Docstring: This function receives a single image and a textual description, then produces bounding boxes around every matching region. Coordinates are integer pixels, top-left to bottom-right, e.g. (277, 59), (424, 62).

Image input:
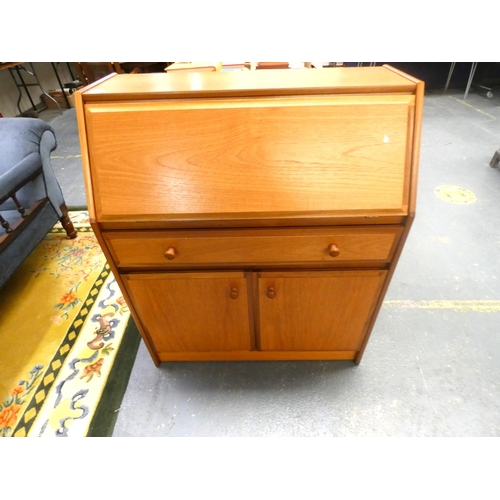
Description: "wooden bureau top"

(79, 66), (418, 101)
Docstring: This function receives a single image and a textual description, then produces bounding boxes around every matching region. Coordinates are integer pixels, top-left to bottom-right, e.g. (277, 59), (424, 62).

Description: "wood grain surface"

(257, 270), (387, 351)
(104, 226), (402, 267)
(85, 95), (413, 219)
(123, 272), (251, 353)
(79, 66), (417, 100)
(76, 66), (423, 364)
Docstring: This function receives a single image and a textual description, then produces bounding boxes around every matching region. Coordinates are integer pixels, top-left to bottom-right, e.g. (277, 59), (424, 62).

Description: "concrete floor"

(43, 87), (500, 437)
(45, 108), (87, 207)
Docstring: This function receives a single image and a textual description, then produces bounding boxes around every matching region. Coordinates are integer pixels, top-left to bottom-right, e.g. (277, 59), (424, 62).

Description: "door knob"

(266, 286), (276, 299)
(230, 287), (239, 299)
(165, 247), (177, 260)
(328, 244), (340, 257)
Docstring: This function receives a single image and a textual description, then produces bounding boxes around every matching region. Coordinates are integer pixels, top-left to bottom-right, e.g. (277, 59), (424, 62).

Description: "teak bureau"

(75, 66), (424, 366)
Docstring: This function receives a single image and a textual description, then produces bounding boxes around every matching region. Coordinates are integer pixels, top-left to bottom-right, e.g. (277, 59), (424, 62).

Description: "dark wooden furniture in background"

(75, 66), (424, 366)
(73, 63), (169, 86)
(73, 63), (117, 86)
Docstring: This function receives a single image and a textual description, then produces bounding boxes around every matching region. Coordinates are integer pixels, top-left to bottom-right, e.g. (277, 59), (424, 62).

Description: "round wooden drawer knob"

(165, 247), (177, 260)
(266, 287), (276, 299)
(328, 244), (340, 257)
(230, 287), (239, 299)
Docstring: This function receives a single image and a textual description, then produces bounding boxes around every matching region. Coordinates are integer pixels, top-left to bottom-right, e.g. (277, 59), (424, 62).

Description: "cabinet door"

(123, 272), (251, 353)
(258, 270), (387, 351)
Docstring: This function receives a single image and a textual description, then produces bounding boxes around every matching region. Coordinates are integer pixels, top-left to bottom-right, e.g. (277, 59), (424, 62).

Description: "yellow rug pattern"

(0, 212), (131, 437)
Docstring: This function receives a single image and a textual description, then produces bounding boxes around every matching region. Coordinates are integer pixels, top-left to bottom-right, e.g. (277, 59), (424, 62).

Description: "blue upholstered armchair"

(0, 117), (76, 289)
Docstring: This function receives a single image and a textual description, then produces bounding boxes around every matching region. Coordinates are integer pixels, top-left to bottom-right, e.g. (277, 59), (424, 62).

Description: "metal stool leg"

(464, 62), (478, 100)
(7, 63), (62, 115)
(29, 63), (62, 114)
(444, 62), (456, 93)
(490, 149), (500, 168)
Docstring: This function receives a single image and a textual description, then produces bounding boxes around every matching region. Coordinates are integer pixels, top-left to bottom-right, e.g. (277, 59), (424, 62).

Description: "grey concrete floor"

(45, 107), (87, 208)
(42, 88), (500, 437)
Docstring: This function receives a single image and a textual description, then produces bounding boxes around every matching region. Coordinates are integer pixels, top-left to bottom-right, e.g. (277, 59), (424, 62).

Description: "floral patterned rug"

(0, 212), (137, 437)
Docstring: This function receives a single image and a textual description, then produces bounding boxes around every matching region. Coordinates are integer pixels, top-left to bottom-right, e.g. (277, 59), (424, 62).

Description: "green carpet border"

(67, 205), (88, 212)
(86, 317), (141, 437)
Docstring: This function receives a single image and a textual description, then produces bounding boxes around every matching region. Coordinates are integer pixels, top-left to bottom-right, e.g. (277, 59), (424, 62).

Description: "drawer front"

(104, 227), (402, 267)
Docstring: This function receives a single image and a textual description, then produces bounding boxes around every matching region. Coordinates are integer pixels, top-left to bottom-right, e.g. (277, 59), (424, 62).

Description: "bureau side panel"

(74, 91), (96, 222)
(354, 80), (425, 364)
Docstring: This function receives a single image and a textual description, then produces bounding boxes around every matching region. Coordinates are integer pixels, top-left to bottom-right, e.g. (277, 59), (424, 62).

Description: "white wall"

(0, 62), (76, 117)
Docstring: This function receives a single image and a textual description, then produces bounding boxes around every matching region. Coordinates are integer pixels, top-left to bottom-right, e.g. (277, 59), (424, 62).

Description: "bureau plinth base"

(157, 350), (357, 362)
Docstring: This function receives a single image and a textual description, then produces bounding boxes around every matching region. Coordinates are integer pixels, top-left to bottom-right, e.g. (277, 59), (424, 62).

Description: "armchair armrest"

(0, 118), (56, 174)
(0, 153), (41, 203)
(0, 118), (64, 218)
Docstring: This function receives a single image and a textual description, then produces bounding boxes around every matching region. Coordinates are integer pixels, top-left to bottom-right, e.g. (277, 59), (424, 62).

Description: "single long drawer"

(104, 227), (402, 267)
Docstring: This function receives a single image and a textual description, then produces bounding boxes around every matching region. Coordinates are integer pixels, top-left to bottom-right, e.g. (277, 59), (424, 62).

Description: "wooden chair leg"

(59, 204), (77, 239)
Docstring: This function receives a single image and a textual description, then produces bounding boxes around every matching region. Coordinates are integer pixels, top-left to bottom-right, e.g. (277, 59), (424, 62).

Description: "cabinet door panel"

(258, 271), (386, 351)
(123, 272), (251, 353)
